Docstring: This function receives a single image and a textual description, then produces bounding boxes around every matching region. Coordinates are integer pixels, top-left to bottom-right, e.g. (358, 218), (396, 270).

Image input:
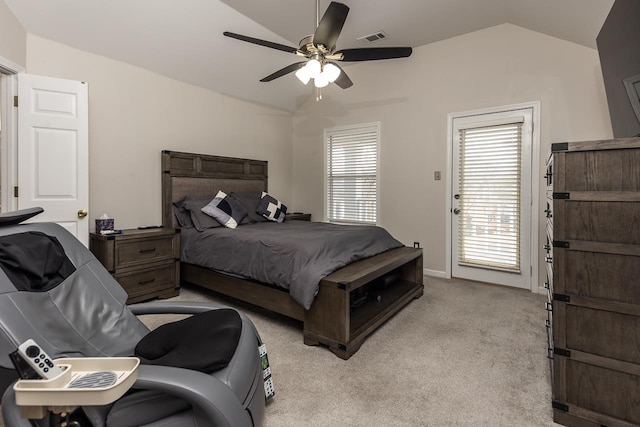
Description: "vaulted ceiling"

(4, 0), (615, 112)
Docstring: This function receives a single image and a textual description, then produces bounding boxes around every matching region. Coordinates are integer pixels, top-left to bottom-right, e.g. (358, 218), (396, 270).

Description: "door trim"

(445, 101), (540, 293)
(0, 55), (23, 213)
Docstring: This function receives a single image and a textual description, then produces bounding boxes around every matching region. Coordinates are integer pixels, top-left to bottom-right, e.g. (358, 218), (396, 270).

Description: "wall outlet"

(434, 171), (441, 181)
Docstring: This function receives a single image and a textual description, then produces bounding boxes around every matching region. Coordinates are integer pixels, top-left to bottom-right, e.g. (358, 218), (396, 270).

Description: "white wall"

(292, 24), (613, 277)
(0, 0), (26, 68)
(26, 34), (293, 230)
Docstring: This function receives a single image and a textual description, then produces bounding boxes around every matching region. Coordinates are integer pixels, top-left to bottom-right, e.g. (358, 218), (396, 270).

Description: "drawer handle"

(137, 278), (156, 285)
(545, 302), (552, 312)
(545, 319), (551, 328)
(545, 256), (553, 263)
(544, 281), (550, 289)
(139, 248), (156, 254)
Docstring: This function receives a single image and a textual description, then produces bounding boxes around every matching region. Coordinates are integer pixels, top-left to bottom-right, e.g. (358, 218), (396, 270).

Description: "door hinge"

(13, 96), (18, 107)
(13, 186), (18, 197)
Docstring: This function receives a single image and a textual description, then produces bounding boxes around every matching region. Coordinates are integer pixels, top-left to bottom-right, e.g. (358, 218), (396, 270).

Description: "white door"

(451, 107), (533, 289)
(17, 74), (89, 245)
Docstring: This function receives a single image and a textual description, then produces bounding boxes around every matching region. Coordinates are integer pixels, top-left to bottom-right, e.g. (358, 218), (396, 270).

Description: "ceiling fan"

(223, 1), (412, 92)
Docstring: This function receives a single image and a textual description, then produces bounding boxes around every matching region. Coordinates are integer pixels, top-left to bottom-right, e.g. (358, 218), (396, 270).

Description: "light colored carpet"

(1, 276), (557, 426)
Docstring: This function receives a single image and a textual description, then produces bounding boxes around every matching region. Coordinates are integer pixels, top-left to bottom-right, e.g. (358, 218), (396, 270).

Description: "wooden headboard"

(161, 150), (268, 228)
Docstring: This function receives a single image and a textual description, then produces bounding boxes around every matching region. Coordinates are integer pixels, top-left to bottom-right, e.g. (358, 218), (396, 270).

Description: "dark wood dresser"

(90, 228), (180, 303)
(546, 137), (640, 427)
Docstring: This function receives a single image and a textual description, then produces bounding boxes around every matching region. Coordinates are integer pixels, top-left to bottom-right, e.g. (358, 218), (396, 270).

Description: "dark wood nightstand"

(285, 213), (311, 221)
(89, 228), (180, 303)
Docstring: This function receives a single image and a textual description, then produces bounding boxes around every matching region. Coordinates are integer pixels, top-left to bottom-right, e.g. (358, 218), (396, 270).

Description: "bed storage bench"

(304, 246), (423, 359)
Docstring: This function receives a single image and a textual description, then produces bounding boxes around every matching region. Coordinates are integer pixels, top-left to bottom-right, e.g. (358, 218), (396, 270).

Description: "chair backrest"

(0, 222), (150, 369)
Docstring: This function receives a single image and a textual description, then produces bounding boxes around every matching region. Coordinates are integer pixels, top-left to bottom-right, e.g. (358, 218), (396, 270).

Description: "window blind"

(326, 124), (379, 224)
(458, 122), (522, 272)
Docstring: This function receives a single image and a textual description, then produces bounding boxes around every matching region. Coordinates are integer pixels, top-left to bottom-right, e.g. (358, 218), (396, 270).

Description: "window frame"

(324, 122), (381, 225)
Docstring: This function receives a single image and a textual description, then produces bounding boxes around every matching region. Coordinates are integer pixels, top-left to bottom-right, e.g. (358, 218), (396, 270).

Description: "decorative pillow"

(172, 197), (194, 229)
(230, 192), (269, 223)
(201, 191), (248, 229)
(182, 198), (222, 231)
(257, 192), (287, 223)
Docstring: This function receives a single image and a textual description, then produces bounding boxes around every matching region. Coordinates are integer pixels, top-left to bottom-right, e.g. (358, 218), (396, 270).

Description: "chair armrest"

(2, 366), (255, 427)
(134, 365), (253, 427)
(128, 300), (229, 315)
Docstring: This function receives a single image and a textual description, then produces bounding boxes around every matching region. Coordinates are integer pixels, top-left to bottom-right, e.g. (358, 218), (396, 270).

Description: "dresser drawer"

(554, 357), (640, 426)
(115, 261), (177, 301)
(555, 302), (640, 365)
(554, 249), (640, 305)
(115, 235), (176, 269)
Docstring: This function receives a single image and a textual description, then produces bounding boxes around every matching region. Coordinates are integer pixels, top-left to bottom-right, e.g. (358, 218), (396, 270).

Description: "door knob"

(453, 208), (461, 215)
(77, 209), (88, 218)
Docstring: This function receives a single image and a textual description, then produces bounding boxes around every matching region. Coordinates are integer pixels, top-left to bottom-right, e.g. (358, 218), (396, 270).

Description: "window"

(457, 119), (523, 271)
(325, 123), (379, 224)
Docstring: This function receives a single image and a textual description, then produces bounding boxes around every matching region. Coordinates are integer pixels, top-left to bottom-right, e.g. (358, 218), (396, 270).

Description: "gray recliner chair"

(0, 208), (266, 427)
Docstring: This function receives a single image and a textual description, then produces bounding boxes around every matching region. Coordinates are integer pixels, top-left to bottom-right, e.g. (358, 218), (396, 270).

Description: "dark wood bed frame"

(162, 150), (424, 359)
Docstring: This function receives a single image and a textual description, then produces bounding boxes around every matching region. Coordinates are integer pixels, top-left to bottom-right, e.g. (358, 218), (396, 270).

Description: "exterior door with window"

(451, 108), (533, 289)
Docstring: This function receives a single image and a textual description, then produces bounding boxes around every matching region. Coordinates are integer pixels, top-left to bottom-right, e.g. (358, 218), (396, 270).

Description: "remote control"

(17, 339), (63, 380)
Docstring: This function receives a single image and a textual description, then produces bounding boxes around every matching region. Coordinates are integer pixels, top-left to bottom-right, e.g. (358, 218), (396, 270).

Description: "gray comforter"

(180, 221), (403, 309)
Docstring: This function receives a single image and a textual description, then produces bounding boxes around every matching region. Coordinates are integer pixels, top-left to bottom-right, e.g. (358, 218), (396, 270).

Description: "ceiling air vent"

(357, 31), (388, 45)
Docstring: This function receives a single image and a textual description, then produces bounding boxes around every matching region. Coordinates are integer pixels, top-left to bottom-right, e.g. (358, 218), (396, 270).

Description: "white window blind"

(326, 123), (379, 224)
(458, 121), (522, 272)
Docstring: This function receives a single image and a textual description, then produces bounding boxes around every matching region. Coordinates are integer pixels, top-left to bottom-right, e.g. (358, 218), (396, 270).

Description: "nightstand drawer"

(116, 236), (175, 269)
(90, 228), (180, 303)
(115, 262), (177, 301)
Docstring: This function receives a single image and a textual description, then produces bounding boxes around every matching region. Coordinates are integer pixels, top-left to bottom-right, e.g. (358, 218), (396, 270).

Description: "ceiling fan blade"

(223, 31), (298, 54)
(337, 47), (413, 62)
(260, 62), (307, 82)
(313, 2), (349, 51)
(329, 62), (353, 89)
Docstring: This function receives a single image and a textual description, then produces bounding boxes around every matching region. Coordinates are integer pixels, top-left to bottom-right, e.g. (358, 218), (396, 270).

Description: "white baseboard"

(423, 269), (446, 278)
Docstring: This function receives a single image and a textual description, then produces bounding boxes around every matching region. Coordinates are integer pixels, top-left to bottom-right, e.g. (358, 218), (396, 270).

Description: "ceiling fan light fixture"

(295, 67), (311, 85)
(323, 63), (341, 83)
(314, 73), (329, 88)
(305, 59), (322, 79)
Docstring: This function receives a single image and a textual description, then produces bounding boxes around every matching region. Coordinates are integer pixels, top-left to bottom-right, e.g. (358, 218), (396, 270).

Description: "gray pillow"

(230, 192), (269, 223)
(172, 197), (194, 229)
(182, 198), (223, 231)
(201, 191), (248, 229)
